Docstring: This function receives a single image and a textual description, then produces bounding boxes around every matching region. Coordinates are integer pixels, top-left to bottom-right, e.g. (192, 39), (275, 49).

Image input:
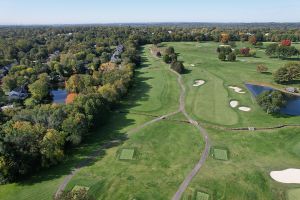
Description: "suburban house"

(8, 86), (28, 100)
(285, 87), (298, 93)
(111, 44), (124, 63)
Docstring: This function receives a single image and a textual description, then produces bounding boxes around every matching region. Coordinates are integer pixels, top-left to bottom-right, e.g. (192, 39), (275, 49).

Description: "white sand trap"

(229, 86), (246, 94)
(238, 107), (251, 112)
(191, 64), (195, 67)
(270, 169), (300, 184)
(230, 100), (239, 108)
(193, 80), (205, 87)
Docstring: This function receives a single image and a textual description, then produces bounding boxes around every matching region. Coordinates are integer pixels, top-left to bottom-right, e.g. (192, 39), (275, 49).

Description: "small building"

(285, 87), (297, 93)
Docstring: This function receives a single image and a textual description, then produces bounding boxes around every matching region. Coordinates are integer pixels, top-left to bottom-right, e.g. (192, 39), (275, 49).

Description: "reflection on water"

(245, 83), (300, 116)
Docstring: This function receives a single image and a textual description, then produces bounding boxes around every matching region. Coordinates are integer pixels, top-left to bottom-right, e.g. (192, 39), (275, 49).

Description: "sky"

(0, 0), (299, 25)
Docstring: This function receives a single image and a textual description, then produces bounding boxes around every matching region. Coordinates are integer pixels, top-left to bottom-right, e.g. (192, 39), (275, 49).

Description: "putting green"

(119, 149), (135, 160)
(288, 188), (300, 200)
(196, 191), (210, 200)
(213, 148), (229, 161)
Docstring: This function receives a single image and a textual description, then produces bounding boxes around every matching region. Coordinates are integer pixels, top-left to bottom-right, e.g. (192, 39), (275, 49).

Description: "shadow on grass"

(16, 46), (153, 188)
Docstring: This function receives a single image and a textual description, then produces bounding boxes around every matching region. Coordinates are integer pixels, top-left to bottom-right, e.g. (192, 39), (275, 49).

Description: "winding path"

(170, 69), (211, 200)
(55, 50), (211, 199)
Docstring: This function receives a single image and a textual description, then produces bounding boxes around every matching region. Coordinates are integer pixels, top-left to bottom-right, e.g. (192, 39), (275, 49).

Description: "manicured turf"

(163, 41), (300, 127)
(196, 191), (210, 200)
(183, 127), (300, 200)
(119, 149), (135, 160)
(287, 188), (300, 200)
(65, 120), (204, 199)
(213, 148), (228, 161)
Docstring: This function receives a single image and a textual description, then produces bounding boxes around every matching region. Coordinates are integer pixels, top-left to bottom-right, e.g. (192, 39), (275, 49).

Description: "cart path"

(170, 69), (211, 200)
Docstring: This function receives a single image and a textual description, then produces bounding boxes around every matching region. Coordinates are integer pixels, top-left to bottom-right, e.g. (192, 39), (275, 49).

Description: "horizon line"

(1, 21), (300, 26)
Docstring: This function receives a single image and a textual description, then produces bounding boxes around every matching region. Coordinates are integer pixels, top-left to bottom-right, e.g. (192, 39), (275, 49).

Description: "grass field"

(164, 42), (300, 127)
(183, 127), (300, 200)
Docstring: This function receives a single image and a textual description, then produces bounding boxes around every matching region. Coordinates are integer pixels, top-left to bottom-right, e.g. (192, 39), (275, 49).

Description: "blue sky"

(0, 0), (299, 24)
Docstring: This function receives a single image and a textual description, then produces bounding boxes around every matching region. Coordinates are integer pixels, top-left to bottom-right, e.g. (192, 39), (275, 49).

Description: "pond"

(245, 83), (300, 116)
(51, 89), (67, 104)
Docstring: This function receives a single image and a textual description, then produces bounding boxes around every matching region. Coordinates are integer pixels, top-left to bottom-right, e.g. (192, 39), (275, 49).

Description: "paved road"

(170, 69), (211, 200)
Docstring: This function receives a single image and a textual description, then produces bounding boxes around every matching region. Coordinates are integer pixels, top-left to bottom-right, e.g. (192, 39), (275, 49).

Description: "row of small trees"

(162, 46), (185, 74)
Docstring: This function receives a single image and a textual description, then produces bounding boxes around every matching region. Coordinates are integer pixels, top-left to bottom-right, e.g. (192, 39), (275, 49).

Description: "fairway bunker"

(193, 80), (205, 87)
(229, 86), (246, 94)
(212, 148), (229, 161)
(119, 148), (135, 160)
(190, 64), (195, 67)
(230, 100), (239, 108)
(196, 191), (210, 200)
(270, 169), (300, 184)
(238, 107), (251, 112)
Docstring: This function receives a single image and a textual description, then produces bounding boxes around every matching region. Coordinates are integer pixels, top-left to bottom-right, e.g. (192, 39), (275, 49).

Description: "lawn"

(183, 127), (300, 200)
(164, 41), (300, 127)
(65, 120), (203, 199)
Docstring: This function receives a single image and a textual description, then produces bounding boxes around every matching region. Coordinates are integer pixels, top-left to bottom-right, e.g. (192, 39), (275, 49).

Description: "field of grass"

(164, 42), (300, 127)
(182, 127), (300, 200)
(65, 120), (203, 199)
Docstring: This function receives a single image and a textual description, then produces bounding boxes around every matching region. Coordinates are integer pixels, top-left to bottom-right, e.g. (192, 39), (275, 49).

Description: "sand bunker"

(190, 64), (195, 67)
(230, 100), (239, 108)
(270, 169), (300, 184)
(238, 107), (251, 112)
(193, 80), (205, 87)
(229, 86), (246, 94)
